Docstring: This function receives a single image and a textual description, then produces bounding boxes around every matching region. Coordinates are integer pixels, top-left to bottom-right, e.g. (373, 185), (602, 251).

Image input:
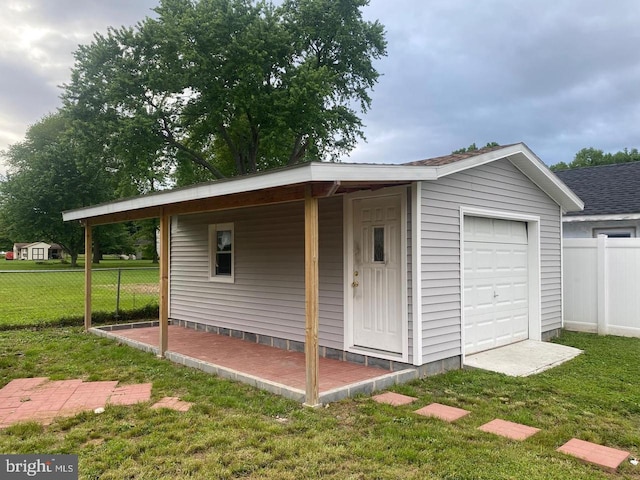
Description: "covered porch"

(92, 322), (417, 404)
(63, 163), (424, 406)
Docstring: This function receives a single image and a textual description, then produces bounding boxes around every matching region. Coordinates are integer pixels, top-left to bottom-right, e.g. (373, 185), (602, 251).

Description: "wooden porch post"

(304, 187), (320, 406)
(159, 210), (169, 357)
(84, 222), (92, 332)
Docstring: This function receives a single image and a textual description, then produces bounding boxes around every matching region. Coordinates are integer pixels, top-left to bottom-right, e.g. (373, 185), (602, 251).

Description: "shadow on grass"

(0, 304), (159, 331)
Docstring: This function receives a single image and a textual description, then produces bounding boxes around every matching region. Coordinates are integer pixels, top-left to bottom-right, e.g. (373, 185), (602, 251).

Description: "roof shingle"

(403, 144), (516, 166)
(555, 162), (640, 216)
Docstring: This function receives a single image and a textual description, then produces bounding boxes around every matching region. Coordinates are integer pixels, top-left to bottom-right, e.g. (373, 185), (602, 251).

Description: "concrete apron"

(463, 340), (582, 377)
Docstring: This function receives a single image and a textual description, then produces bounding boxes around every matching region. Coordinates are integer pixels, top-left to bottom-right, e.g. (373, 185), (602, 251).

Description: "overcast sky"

(1, 0), (639, 175)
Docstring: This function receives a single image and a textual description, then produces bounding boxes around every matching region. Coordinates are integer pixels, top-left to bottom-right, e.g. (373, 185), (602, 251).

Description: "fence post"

(115, 268), (122, 319)
(596, 234), (608, 335)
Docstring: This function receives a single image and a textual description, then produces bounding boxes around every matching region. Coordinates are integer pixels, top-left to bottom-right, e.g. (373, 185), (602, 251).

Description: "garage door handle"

(493, 292), (499, 298)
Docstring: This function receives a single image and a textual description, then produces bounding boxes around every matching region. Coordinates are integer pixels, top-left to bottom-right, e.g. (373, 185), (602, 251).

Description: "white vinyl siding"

(170, 197), (344, 349)
(420, 159), (562, 364)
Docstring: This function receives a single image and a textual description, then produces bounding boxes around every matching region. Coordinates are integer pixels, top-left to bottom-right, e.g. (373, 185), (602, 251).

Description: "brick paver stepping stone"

(151, 397), (193, 412)
(478, 419), (540, 440)
(0, 378), (153, 428)
(414, 403), (470, 422)
(557, 438), (630, 472)
(372, 392), (417, 406)
(108, 383), (153, 406)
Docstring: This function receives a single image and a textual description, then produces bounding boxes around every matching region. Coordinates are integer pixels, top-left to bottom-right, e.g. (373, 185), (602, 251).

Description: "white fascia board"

(434, 142), (584, 213)
(63, 162), (438, 222)
(309, 162), (438, 182)
(63, 165), (311, 221)
(507, 148), (584, 213)
(563, 213), (640, 222)
(434, 143), (527, 178)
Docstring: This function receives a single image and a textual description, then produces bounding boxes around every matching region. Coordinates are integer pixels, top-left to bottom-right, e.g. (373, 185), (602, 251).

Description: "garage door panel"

(495, 281), (527, 303)
(464, 216), (529, 355)
(465, 217), (527, 244)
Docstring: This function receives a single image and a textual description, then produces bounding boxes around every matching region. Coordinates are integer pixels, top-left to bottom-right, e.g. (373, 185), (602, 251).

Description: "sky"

(1, 0), (639, 175)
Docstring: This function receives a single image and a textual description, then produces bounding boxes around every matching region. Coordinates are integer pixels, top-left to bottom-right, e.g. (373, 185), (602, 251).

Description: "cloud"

(1, 0), (640, 176)
(347, 0), (640, 164)
(0, 0), (158, 173)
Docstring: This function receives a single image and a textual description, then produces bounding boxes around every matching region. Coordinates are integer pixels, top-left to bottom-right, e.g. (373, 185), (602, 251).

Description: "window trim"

(208, 223), (235, 283)
(592, 227), (636, 238)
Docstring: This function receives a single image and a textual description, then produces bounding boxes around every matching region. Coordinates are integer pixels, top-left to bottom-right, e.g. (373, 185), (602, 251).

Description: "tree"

(452, 141), (499, 154)
(0, 113), (117, 266)
(551, 147), (640, 171)
(63, 0), (387, 183)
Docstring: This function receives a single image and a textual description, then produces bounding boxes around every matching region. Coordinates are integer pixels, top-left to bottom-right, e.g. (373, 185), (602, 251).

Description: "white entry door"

(351, 194), (403, 353)
(464, 216), (529, 355)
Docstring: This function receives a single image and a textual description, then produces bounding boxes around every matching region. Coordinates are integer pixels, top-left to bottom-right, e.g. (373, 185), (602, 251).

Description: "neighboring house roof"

(14, 242), (56, 248)
(555, 162), (640, 220)
(13, 242), (61, 250)
(63, 142), (583, 225)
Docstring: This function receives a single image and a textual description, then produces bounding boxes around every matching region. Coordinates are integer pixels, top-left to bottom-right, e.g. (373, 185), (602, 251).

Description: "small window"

(593, 227), (635, 238)
(209, 223), (234, 282)
(373, 227), (385, 262)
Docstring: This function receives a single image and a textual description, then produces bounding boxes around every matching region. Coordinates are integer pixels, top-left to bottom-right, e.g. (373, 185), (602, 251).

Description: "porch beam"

(159, 209), (170, 357)
(84, 222), (92, 331)
(304, 187), (320, 407)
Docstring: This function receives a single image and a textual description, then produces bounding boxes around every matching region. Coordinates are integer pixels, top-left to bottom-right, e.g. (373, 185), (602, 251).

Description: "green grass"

(0, 329), (638, 479)
(0, 257), (157, 270)
(0, 267), (158, 327)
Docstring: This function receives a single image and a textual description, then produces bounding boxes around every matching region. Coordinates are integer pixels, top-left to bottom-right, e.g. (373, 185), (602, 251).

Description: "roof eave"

(434, 142), (584, 212)
(62, 162), (438, 223)
(563, 213), (640, 222)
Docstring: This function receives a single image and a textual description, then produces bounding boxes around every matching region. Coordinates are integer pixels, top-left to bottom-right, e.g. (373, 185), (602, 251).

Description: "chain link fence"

(0, 268), (159, 328)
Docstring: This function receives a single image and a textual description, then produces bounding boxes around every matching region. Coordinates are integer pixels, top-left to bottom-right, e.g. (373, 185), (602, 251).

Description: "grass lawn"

(0, 257), (156, 270)
(0, 329), (637, 479)
(0, 264), (158, 327)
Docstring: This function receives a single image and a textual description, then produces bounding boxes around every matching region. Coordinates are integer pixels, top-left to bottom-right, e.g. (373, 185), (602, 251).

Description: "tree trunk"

(92, 237), (101, 264)
(70, 252), (79, 268)
(152, 226), (159, 264)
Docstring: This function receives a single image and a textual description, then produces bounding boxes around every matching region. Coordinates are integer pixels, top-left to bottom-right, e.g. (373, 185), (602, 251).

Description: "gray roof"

(555, 162), (640, 216)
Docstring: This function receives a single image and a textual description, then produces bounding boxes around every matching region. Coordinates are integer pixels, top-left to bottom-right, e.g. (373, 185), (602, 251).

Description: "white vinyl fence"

(563, 236), (640, 337)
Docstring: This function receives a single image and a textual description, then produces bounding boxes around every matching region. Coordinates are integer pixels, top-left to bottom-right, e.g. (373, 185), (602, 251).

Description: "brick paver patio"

(0, 378), (152, 428)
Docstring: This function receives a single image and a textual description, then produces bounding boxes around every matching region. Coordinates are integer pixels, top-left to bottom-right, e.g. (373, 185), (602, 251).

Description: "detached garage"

(63, 143), (583, 404)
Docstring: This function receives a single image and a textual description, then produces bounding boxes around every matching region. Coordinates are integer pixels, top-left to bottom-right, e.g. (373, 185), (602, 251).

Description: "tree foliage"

(550, 147), (640, 171)
(452, 141), (499, 154)
(0, 113), (125, 266)
(63, 0), (387, 183)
